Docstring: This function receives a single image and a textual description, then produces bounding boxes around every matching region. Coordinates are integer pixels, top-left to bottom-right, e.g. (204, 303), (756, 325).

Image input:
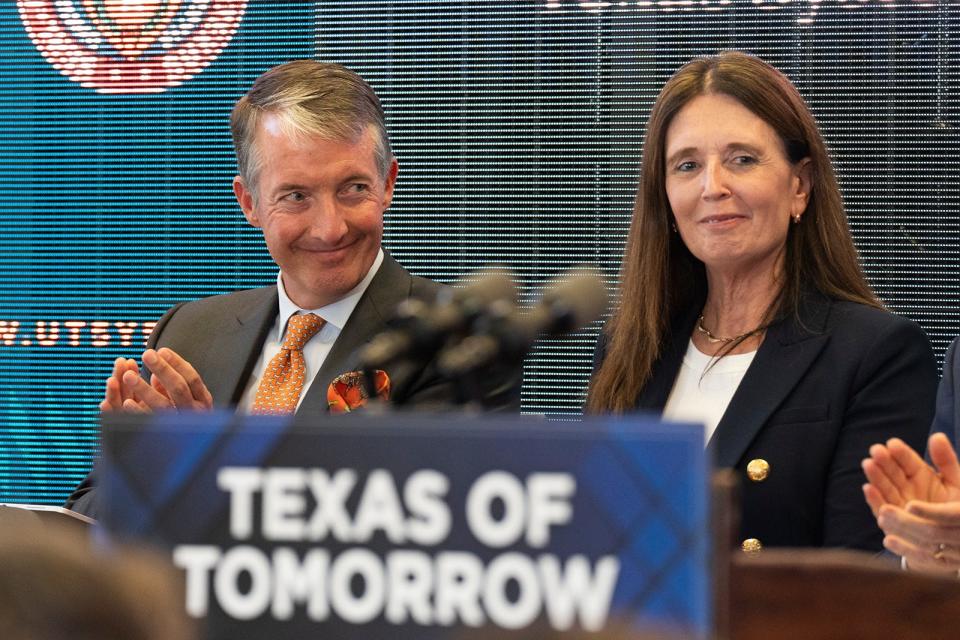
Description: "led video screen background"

(0, 1), (957, 504)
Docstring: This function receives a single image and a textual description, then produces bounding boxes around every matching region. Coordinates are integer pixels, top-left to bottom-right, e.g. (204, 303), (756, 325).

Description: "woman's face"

(664, 93), (810, 276)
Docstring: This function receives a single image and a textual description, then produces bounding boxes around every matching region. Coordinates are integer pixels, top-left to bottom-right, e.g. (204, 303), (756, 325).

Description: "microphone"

(437, 265), (609, 376)
(359, 267), (518, 370)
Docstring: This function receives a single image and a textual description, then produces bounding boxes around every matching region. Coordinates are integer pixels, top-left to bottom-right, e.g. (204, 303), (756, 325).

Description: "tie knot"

(282, 313), (325, 350)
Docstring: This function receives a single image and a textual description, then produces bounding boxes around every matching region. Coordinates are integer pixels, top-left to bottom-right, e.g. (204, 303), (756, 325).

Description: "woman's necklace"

(696, 315), (766, 345)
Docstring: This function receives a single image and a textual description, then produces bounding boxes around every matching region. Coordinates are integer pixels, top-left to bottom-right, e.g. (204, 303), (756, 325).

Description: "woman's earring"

(792, 214), (802, 224)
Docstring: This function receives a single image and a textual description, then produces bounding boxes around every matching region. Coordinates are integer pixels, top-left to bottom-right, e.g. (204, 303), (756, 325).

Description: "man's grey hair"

(231, 60), (393, 195)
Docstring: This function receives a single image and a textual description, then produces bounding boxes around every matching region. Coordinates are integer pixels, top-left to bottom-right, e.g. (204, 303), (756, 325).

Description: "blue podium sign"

(99, 411), (709, 638)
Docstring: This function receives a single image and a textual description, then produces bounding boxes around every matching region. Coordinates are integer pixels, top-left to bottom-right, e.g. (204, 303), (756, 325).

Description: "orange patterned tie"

(251, 313), (326, 415)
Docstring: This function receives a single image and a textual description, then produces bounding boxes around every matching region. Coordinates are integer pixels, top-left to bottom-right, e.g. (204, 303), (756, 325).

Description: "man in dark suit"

(930, 337), (960, 444)
(863, 336), (960, 574)
(66, 60), (519, 516)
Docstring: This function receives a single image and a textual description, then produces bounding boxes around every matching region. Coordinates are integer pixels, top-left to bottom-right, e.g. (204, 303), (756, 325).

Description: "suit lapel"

(297, 253), (412, 415)
(207, 287), (278, 406)
(707, 294), (832, 467)
(637, 306), (700, 410)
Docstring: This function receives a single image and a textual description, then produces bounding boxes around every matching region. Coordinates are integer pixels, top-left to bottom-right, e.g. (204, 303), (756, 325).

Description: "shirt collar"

(275, 248), (384, 340)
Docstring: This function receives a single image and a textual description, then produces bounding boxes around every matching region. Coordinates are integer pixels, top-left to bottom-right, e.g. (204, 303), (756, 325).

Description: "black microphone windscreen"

(540, 265), (609, 333)
(438, 266), (518, 314)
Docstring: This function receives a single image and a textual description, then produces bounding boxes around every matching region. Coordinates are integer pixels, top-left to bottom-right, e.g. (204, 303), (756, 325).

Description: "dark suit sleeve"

(579, 331), (609, 412)
(822, 317), (938, 548)
(63, 303), (187, 517)
(393, 356), (522, 412)
(142, 302), (187, 350)
(384, 272), (522, 413)
(590, 331), (608, 375)
(63, 472), (99, 518)
(929, 336), (959, 445)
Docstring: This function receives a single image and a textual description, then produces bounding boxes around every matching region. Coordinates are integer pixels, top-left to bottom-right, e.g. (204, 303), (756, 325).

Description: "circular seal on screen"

(18, 0), (248, 94)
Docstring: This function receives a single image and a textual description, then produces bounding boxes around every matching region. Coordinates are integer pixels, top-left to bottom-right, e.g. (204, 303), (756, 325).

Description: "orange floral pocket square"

(327, 370), (390, 413)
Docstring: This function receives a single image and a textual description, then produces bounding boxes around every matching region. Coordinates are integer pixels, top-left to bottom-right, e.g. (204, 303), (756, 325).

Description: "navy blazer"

(930, 336), (960, 446)
(596, 291), (938, 551)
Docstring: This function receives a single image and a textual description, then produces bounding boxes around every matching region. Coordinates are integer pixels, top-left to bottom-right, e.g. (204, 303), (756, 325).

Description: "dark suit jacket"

(66, 253), (521, 517)
(930, 336), (960, 446)
(596, 291), (938, 551)
(135, 252), (466, 411)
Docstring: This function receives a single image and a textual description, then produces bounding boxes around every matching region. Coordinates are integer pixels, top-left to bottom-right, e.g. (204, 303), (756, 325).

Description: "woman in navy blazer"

(588, 52), (937, 552)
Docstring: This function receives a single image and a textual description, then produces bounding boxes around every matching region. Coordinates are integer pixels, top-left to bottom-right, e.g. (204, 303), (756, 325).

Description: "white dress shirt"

(662, 338), (757, 445)
(238, 249), (384, 413)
